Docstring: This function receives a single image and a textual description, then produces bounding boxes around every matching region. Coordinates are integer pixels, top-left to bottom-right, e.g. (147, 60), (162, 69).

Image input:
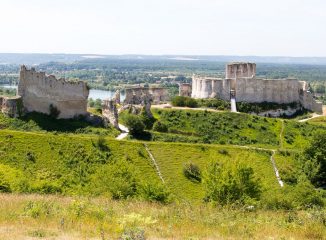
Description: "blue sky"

(0, 0), (325, 56)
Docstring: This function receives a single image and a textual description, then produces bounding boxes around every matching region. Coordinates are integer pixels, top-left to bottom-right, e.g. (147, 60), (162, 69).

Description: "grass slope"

(151, 109), (326, 150)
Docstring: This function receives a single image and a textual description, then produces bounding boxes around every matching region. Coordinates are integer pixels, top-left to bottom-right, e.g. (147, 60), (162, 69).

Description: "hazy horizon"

(1, 0), (326, 57)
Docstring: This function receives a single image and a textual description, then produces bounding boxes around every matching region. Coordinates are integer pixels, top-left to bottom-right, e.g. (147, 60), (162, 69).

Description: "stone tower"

(225, 62), (256, 79)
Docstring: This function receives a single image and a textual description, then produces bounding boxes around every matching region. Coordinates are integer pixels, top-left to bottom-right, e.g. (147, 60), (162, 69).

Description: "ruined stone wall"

(191, 76), (225, 99)
(190, 62), (322, 113)
(0, 96), (23, 118)
(179, 83), (192, 97)
(235, 78), (301, 104)
(226, 62), (256, 79)
(18, 66), (89, 119)
(102, 99), (119, 129)
(124, 87), (169, 105)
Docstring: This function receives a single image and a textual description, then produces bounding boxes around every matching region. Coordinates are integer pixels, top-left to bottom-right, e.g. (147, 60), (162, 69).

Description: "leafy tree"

(92, 159), (138, 199)
(49, 104), (60, 119)
(124, 114), (145, 135)
(138, 181), (171, 203)
(302, 132), (326, 187)
(203, 161), (261, 205)
(152, 121), (168, 132)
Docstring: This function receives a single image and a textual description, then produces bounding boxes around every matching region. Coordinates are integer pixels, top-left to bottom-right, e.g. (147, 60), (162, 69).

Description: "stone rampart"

(124, 87), (169, 105)
(190, 62), (323, 113)
(18, 65), (89, 119)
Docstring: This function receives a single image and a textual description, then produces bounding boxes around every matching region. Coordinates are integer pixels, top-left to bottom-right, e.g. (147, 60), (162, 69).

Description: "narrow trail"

(116, 124), (129, 140)
(144, 144), (165, 183)
(270, 150), (284, 187)
(236, 145), (284, 187)
(298, 113), (323, 122)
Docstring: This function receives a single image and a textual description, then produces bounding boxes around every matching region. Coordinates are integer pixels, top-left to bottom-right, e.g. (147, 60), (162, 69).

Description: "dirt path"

(151, 104), (224, 113)
(236, 145), (284, 187)
(270, 150), (284, 187)
(298, 113), (323, 122)
(116, 124), (129, 140)
(144, 144), (165, 183)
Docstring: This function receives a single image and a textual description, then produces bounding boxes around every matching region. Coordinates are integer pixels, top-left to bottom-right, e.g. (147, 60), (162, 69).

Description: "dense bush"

(138, 181), (171, 203)
(49, 104), (60, 119)
(263, 182), (324, 210)
(152, 121), (168, 132)
(124, 114), (145, 135)
(301, 132), (326, 187)
(196, 98), (230, 110)
(237, 101), (299, 114)
(183, 162), (202, 182)
(92, 159), (138, 199)
(203, 161), (261, 205)
(140, 107), (156, 130)
(171, 96), (197, 108)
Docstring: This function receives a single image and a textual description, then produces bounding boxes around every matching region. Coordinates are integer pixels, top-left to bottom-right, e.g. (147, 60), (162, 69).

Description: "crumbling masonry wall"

(102, 99), (119, 129)
(190, 62), (323, 113)
(18, 66), (89, 119)
(179, 83), (192, 97)
(124, 87), (169, 105)
(0, 96), (23, 118)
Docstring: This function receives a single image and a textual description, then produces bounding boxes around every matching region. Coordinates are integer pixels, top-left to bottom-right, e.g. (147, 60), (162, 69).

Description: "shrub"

(138, 181), (171, 203)
(183, 162), (202, 182)
(96, 135), (109, 151)
(171, 96), (197, 108)
(203, 161), (261, 205)
(218, 149), (229, 155)
(49, 104), (60, 119)
(140, 107), (156, 130)
(124, 114), (145, 136)
(152, 121), (168, 133)
(302, 132), (326, 187)
(92, 159), (138, 199)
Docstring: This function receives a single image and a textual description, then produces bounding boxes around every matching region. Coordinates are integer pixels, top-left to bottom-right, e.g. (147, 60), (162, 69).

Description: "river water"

(0, 85), (125, 101)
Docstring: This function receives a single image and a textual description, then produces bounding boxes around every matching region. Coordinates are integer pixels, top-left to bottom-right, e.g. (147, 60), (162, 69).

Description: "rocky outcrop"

(18, 65), (89, 119)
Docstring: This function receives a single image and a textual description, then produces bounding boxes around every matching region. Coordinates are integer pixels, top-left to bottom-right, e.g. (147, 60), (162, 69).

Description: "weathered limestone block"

(179, 83), (192, 97)
(0, 96), (23, 118)
(18, 65), (89, 119)
(102, 99), (119, 129)
(226, 62), (256, 79)
(113, 90), (121, 104)
(190, 62), (322, 113)
(124, 87), (169, 105)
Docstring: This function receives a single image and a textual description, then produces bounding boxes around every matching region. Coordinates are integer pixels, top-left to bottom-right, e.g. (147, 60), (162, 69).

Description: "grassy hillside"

(150, 109), (326, 149)
(0, 129), (159, 196)
(0, 111), (325, 239)
(0, 129), (280, 201)
(0, 112), (120, 136)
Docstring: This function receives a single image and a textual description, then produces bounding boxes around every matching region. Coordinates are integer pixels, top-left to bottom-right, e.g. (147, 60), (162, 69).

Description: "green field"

(1, 111), (326, 239)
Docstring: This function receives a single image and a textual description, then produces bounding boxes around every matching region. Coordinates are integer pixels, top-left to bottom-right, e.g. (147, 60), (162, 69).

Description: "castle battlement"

(18, 65), (89, 118)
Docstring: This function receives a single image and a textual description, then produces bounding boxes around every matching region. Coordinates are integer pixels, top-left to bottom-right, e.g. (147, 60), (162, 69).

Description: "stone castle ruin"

(0, 96), (23, 118)
(18, 65), (89, 118)
(124, 87), (169, 105)
(190, 62), (323, 113)
(179, 83), (192, 97)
